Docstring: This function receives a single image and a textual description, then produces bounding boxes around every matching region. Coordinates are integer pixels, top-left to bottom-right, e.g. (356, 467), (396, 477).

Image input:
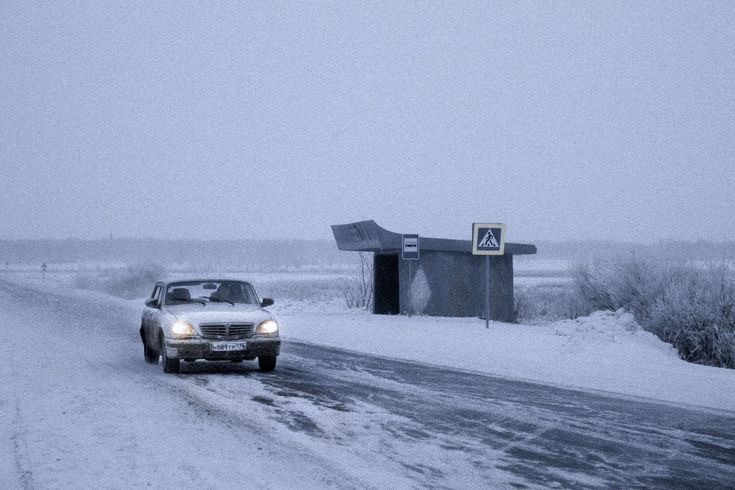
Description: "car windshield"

(164, 280), (259, 306)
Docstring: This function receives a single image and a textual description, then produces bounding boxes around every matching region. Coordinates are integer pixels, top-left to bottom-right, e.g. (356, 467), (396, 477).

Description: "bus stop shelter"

(331, 220), (536, 322)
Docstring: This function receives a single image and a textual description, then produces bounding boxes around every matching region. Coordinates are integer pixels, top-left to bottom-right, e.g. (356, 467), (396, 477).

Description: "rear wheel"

(143, 343), (159, 364)
(160, 335), (180, 374)
(258, 355), (277, 372)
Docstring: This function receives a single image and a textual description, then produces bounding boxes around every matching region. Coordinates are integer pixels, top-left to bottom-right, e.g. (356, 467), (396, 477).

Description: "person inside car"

(211, 282), (245, 303)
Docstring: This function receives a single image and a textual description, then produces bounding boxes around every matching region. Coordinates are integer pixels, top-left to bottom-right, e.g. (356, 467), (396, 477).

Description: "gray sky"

(2, 1), (733, 243)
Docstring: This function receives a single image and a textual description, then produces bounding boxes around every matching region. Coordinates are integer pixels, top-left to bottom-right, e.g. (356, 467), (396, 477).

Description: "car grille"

(199, 323), (255, 339)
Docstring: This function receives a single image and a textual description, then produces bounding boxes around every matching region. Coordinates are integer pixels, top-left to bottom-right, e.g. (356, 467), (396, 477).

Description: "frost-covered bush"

(514, 284), (591, 323)
(571, 254), (667, 317)
(572, 255), (735, 368)
(74, 263), (165, 299)
(342, 252), (373, 310)
(647, 263), (735, 367)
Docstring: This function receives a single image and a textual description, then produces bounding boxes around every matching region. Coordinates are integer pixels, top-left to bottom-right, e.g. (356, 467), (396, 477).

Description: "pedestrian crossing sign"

(472, 223), (506, 255)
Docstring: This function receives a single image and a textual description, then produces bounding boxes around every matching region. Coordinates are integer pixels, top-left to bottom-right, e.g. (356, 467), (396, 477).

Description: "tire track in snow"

(11, 400), (35, 490)
(131, 364), (371, 489)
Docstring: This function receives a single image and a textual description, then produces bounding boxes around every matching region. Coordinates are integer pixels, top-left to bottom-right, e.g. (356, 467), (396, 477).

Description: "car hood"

(167, 305), (273, 326)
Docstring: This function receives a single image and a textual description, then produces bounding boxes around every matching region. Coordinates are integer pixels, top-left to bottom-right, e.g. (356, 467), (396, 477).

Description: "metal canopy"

(331, 220), (536, 255)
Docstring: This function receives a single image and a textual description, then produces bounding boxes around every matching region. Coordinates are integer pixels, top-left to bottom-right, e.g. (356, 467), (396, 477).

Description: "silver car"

(139, 279), (280, 373)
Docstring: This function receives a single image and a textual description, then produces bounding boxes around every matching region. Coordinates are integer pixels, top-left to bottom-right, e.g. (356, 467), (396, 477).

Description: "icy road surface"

(1, 280), (735, 489)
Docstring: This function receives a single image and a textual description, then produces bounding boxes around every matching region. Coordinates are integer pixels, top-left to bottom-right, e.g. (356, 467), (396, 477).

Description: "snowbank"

(280, 308), (735, 413)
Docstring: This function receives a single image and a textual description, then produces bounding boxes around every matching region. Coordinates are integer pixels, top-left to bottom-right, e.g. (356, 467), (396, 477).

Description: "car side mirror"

(145, 298), (159, 308)
(261, 298), (274, 307)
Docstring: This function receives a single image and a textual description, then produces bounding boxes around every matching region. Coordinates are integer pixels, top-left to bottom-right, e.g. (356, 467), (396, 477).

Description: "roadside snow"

(280, 308), (735, 413)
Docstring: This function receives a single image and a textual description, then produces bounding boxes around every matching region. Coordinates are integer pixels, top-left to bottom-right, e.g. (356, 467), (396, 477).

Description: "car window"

(166, 286), (192, 305)
(164, 281), (258, 306)
(210, 281), (255, 304)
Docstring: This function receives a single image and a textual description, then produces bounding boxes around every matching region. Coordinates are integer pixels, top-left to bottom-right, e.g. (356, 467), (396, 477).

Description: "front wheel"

(258, 355), (277, 372)
(160, 335), (180, 374)
(141, 325), (159, 364)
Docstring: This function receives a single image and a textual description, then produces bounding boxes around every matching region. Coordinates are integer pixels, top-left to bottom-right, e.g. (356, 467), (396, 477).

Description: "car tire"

(141, 325), (157, 363)
(160, 334), (180, 374)
(258, 355), (277, 372)
(144, 342), (159, 364)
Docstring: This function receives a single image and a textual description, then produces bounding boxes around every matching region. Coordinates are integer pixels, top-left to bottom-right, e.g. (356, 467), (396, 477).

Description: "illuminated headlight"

(171, 321), (195, 336)
(256, 320), (278, 335)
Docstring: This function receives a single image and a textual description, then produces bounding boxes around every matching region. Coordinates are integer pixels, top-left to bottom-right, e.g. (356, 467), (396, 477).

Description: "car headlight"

(171, 321), (195, 337)
(256, 320), (278, 335)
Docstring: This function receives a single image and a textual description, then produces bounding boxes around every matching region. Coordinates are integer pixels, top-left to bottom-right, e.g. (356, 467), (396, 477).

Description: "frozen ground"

(2, 270), (735, 488)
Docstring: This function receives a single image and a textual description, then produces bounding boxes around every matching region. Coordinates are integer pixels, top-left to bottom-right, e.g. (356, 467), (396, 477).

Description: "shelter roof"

(331, 220), (536, 255)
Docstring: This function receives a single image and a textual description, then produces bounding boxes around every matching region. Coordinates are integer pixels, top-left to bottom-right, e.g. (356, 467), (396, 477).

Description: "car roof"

(165, 278), (251, 283)
(163, 279), (253, 286)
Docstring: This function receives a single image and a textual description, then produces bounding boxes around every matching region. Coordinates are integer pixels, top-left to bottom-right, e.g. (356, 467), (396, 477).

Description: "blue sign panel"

(402, 234), (420, 260)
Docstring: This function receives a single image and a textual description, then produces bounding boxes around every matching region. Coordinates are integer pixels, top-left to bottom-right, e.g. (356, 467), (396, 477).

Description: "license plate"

(210, 342), (247, 352)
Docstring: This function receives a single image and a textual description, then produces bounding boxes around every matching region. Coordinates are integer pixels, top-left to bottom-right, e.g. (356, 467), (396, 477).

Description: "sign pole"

(485, 255), (490, 329)
(402, 234), (419, 317)
(407, 260), (412, 318)
(472, 223), (505, 328)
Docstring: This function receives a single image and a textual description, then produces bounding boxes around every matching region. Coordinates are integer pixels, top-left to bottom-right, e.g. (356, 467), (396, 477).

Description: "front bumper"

(165, 337), (280, 361)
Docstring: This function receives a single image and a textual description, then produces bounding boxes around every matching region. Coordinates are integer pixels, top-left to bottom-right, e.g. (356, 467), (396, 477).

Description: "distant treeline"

(0, 238), (733, 268)
(0, 238), (345, 269)
(534, 240), (735, 262)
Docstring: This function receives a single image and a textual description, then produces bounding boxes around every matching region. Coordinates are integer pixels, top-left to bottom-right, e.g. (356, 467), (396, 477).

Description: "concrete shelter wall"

(396, 250), (515, 321)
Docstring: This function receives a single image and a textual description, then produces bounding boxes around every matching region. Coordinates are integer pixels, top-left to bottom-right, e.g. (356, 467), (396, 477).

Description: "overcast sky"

(1, 1), (733, 243)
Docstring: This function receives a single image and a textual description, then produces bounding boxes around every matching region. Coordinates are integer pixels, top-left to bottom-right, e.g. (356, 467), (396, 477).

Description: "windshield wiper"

(172, 298), (206, 306)
(208, 297), (234, 306)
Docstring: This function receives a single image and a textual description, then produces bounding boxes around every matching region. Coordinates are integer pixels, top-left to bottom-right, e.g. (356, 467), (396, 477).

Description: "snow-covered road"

(0, 281), (362, 489)
(2, 280), (735, 488)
